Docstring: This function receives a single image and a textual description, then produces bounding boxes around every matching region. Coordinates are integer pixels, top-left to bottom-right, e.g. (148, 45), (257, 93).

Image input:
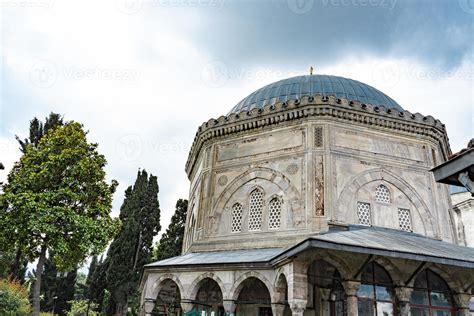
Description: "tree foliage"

(16, 112), (64, 153)
(0, 278), (31, 315)
(105, 170), (161, 315)
(0, 122), (120, 315)
(3, 112), (65, 283)
(153, 199), (188, 261)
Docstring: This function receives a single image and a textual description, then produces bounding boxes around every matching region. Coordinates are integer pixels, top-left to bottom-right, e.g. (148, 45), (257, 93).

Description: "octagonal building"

(140, 75), (474, 316)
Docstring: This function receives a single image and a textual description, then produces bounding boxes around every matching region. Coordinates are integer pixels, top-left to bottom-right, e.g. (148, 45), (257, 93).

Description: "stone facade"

(140, 82), (474, 315)
(452, 191), (474, 247)
(183, 95), (453, 253)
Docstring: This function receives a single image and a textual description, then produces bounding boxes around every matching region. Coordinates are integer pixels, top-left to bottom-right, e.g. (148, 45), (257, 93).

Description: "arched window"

(231, 203), (243, 233)
(357, 262), (394, 315)
(248, 189), (264, 231)
(268, 198), (282, 230)
(410, 269), (455, 315)
(375, 184), (390, 203)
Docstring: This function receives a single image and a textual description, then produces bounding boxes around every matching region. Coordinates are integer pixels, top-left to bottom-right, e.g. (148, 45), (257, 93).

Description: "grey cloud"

(185, 0), (472, 71)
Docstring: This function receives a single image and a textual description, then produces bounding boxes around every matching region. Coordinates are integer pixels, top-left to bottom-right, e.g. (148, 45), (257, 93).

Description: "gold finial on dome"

(310, 66), (314, 75)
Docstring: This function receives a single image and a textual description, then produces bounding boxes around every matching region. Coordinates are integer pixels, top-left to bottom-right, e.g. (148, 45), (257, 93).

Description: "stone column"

(142, 299), (155, 316)
(271, 303), (286, 316)
(453, 293), (472, 316)
(343, 281), (360, 316)
(290, 299), (307, 316)
(394, 287), (413, 316)
(181, 299), (194, 314)
(223, 300), (236, 315)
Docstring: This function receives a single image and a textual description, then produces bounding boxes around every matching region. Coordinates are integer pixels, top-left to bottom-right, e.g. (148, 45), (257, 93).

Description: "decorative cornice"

(186, 95), (451, 177)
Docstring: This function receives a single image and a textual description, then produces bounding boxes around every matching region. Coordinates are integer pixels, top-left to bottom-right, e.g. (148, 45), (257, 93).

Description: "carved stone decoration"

(315, 155), (324, 216)
(286, 163), (299, 175)
(217, 175), (228, 186)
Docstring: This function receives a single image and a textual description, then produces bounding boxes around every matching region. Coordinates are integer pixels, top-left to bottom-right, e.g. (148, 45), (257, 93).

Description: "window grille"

(248, 189), (264, 231)
(231, 203), (243, 233)
(357, 202), (371, 226)
(398, 208), (412, 232)
(268, 198), (282, 229)
(375, 184), (390, 203)
(315, 126), (323, 147)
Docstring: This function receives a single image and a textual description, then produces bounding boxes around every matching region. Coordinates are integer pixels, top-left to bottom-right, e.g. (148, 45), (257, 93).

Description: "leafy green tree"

(105, 170), (161, 315)
(6, 112), (65, 282)
(0, 122), (120, 316)
(153, 199), (188, 261)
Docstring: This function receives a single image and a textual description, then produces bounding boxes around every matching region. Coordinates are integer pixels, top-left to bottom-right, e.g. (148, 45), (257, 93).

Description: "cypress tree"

(105, 170), (161, 315)
(85, 255), (98, 294)
(154, 199), (188, 261)
(88, 256), (108, 312)
(34, 251), (77, 315)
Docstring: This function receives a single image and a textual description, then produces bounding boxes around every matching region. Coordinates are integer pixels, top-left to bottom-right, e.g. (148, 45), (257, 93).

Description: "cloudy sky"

(1, 0), (473, 238)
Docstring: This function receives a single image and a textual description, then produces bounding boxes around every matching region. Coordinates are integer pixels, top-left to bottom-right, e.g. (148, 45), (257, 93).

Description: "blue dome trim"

(230, 75), (403, 113)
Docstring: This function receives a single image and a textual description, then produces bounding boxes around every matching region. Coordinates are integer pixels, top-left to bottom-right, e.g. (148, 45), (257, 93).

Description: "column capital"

(453, 293), (472, 309)
(394, 286), (413, 302)
(342, 280), (361, 297)
(180, 300), (194, 313)
(222, 299), (236, 314)
(271, 303), (286, 316)
(290, 299), (307, 316)
(142, 299), (155, 316)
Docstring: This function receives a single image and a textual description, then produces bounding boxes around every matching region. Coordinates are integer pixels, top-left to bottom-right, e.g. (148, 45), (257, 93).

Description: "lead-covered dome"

(230, 75), (403, 113)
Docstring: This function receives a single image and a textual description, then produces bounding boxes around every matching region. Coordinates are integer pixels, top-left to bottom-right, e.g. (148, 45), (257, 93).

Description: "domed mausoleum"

(140, 75), (474, 316)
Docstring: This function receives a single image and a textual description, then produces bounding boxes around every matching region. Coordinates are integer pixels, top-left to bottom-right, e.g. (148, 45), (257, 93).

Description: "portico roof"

(145, 226), (474, 270)
(275, 226), (474, 268)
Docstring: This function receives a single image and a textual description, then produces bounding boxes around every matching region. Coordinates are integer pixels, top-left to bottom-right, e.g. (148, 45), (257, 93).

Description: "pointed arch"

(148, 273), (185, 301)
(208, 167), (304, 235)
(186, 272), (227, 300)
(335, 168), (435, 235)
(229, 271), (274, 302)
